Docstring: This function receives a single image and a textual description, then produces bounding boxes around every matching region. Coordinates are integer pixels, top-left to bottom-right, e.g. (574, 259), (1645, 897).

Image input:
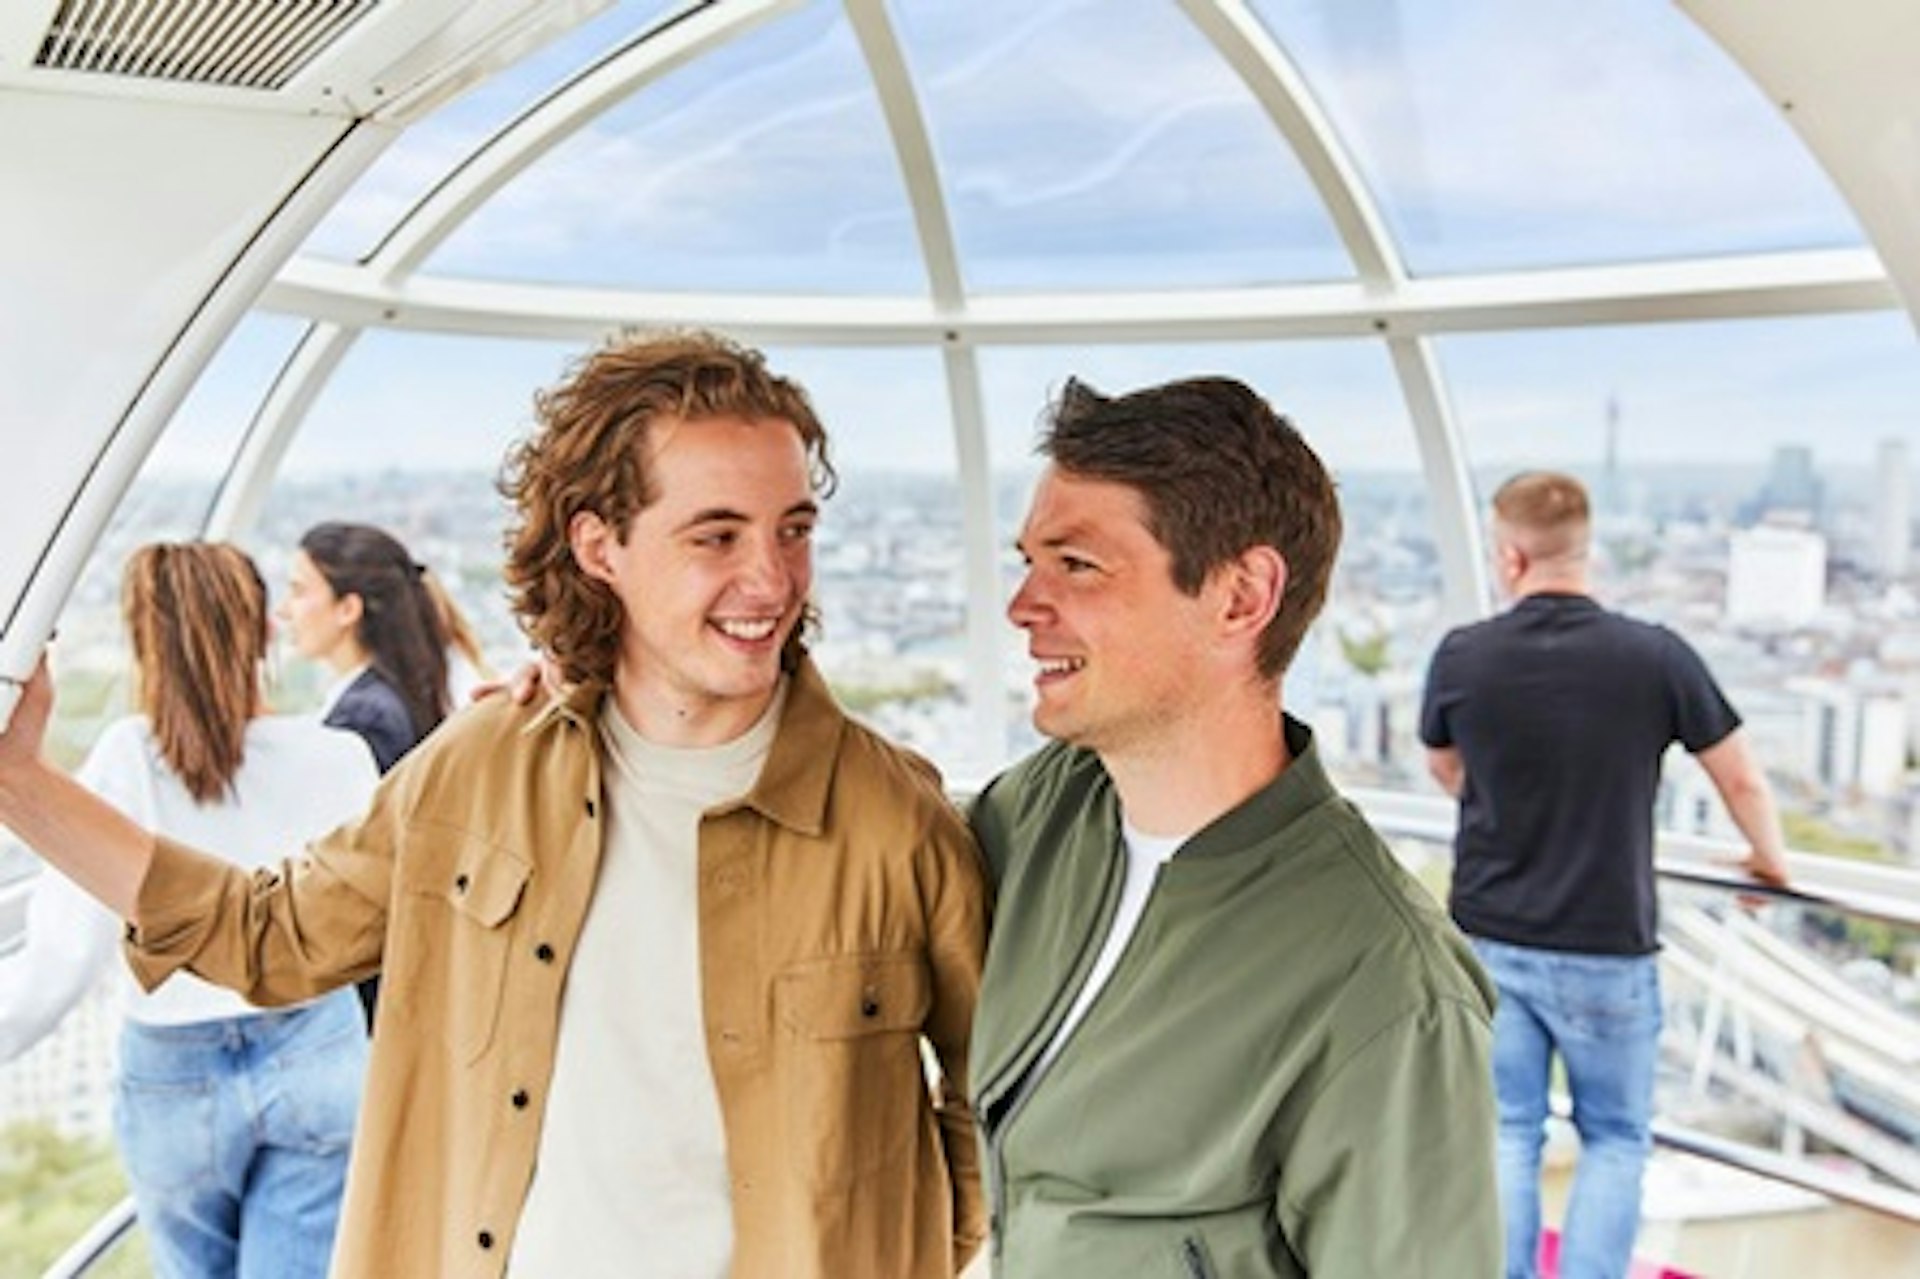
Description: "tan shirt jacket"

(125, 657), (990, 1279)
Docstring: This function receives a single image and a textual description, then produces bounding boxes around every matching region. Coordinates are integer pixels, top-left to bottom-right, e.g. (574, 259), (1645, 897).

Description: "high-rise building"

(1600, 393), (1622, 519)
(1789, 676), (1910, 796)
(1875, 437), (1912, 579)
(1753, 444), (1824, 525)
(1726, 524), (1827, 629)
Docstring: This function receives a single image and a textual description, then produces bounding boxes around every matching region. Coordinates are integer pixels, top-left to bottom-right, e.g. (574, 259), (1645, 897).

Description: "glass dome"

(7, 5), (1920, 1272)
(128, 0), (1909, 789)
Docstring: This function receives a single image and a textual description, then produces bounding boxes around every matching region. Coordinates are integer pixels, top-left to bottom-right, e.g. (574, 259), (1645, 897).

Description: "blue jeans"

(1471, 938), (1661, 1279)
(114, 990), (368, 1279)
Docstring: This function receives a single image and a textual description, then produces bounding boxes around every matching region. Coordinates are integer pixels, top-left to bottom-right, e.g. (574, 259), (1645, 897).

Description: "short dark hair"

(1038, 375), (1341, 680)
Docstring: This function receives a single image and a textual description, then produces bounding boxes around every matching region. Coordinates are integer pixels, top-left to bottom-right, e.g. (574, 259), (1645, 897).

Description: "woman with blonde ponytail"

(0, 542), (379, 1279)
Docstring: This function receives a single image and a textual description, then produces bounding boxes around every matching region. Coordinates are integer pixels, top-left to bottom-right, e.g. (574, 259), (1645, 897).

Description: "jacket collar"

(523, 654), (846, 838)
(1177, 714), (1338, 860)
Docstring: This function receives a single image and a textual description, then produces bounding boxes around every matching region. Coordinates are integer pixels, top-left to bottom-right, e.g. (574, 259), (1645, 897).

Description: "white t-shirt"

(1023, 819), (1188, 1091)
(0, 714), (379, 1058)
(509, 683), (786, 1279)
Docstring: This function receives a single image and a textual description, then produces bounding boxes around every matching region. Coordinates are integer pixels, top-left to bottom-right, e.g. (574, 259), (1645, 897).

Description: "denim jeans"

(114, 990), (368, 1279)
(1470, 937), (1661, 1279)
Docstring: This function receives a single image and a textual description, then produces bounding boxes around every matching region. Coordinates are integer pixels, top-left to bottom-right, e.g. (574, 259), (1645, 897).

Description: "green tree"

(1338, 628), (1391, 679)
(0, 1121), (147, 1278)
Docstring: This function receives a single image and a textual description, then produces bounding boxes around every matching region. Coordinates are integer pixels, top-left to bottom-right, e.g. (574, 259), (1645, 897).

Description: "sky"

(149, 0), (1918, 487)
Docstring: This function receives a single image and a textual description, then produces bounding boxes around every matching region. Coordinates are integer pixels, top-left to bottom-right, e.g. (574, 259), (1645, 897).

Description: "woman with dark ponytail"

(278, 522), (451, 1025)
(280, 522), (451, 773)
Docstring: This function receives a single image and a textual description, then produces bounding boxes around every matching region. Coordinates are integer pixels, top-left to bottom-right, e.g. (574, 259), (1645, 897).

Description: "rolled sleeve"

(124, 786), (400, 1004)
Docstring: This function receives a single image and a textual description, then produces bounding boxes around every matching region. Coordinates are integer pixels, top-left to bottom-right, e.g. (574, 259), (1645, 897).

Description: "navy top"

(324, 667), (418, 776)
(1419, 593), (1739, 955)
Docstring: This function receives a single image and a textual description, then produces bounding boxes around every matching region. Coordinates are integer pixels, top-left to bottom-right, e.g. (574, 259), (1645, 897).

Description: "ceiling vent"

(34, 0), (381, 91)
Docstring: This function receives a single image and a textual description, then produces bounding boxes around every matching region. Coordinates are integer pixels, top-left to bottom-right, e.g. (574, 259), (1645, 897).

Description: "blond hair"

(1492, 470), (1591, 563)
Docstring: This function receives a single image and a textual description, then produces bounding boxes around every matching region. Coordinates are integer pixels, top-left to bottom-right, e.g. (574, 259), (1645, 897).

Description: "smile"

(1036, 657), (1084, 676)
(713, 617), (782, 642)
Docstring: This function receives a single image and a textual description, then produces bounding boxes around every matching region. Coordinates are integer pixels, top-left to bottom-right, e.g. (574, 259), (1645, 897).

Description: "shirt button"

(584, 796), (596, 818)
(511, 1088), (530, 1110)
(534, 942), (556, 963)
(454, 873), (470, 894)
(478, 1229), (494, 1250)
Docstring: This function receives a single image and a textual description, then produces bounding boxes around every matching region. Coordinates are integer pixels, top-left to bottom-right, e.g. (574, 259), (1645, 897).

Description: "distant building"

(0, 963), (117, 1139)
(1726, 524), (1827, 630)
(1751, 444), (1824, 525)
(1788, 676), (1910, 796)
(1875, 437), (1912, 579)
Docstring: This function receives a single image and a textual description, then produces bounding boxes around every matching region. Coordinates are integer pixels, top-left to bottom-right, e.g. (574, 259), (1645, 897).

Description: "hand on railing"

(1714, 846), (1790, 911)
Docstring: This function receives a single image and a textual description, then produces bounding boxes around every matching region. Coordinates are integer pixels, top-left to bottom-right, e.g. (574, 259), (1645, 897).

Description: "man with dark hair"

(1420, 469), (1789, 1279)
(971, 376), (1499, 1277)
(0, 329), (989, 1279)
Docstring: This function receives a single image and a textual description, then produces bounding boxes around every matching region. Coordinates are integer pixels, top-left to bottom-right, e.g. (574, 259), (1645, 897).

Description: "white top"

(0, 714), (379, 1059)
(509, 682), (786, 1279)
(1025, 820), (1187, 1089)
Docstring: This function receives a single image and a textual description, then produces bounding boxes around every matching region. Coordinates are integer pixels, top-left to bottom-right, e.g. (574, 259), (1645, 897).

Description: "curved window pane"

(257, 336), (989, 776)
(979, 340), (1440, 787)
(301, 0), (685, 263)
(759, 346), (993, 780)
(424, 5), (927, 294)
(48, 316), (310, 769)
(253, 331), (572, 707)
(1439, 314), (1920, 846)
(1254, 0), (1864, 274)
(894, 0), (1351, 292)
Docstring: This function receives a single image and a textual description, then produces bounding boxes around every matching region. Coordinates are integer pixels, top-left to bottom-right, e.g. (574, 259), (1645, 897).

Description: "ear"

(1497, 538), (1526, 581)
(1216, 545), (1287, 641)
(569, 510), (619, 586)
(333, 590), (365, 629)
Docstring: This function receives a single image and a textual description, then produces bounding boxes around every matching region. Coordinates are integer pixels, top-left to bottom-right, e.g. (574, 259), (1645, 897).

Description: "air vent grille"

(35, 0), (381, 90)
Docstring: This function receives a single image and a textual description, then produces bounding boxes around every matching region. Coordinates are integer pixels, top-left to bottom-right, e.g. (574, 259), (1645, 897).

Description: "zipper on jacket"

(980, 835), (1128, 1265)
(1180, 1236), (1217, 1279)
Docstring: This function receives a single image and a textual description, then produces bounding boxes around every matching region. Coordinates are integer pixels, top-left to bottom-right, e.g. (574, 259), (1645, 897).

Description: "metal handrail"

(1361, 789), (1920, 1226)
(41, 1195), (134, 1279)
(1351, 785), (1920, 929)
(1652, 1118), (1920, 1224)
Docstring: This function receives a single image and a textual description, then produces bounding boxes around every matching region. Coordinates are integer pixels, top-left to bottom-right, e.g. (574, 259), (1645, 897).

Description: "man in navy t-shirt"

(1419, 470), (1789, 1279)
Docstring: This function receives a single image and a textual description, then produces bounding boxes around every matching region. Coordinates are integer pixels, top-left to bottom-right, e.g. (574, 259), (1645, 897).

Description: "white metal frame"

(181, 0), (1918, 757)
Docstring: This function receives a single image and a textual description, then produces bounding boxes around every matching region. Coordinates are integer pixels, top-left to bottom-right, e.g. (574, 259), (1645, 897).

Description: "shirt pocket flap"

(445, 844), (529, 925)
(777, 953), (929, 1040)
(433, 839), (530, 929)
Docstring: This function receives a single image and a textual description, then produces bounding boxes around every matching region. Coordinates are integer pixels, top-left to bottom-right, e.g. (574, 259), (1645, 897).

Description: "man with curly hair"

(0, 330), (989, 1279)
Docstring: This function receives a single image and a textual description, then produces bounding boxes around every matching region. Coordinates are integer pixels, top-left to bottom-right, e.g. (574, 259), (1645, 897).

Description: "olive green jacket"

(127, 657), (989, 1278)
(970, 720), (1499, 1278)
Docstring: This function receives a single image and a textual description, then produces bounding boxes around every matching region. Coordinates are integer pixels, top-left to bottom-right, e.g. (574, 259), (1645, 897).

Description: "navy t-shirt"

(1418, 593), (1739, 955)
